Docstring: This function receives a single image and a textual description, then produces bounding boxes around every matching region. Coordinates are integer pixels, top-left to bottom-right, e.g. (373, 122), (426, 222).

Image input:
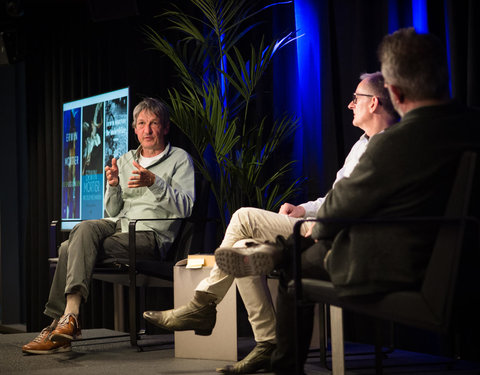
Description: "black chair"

(49, 172), (215, 348)
(292, 151), (479, 374)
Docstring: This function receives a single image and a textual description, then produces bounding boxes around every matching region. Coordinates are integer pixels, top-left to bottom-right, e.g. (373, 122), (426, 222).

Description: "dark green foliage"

(145, 0), (302, 228)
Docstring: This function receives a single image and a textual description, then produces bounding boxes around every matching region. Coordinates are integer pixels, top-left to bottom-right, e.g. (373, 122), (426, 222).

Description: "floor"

(1, 329), (479, 375)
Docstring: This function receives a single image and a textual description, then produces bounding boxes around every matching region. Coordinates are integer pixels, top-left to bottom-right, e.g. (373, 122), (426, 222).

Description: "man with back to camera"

(214, 27), (480, 374)
(142, 71), (399, 374)
(22, 97), (195, 355)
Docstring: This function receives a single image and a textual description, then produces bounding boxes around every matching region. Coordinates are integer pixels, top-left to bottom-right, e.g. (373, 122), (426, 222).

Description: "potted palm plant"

(145, 0), (301, 229)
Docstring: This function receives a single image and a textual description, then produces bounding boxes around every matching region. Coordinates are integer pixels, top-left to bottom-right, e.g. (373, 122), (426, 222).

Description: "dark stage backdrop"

(21, 1), (194, 332)
(5, 0), (479, 359)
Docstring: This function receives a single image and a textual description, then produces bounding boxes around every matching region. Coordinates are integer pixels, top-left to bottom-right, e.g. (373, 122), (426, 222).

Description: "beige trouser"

(195, 207), (310, 343)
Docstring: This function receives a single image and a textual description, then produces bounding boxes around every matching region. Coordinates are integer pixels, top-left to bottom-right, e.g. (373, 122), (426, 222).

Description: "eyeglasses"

(136, 121), (162, 130)
(352, 92), (374, 105)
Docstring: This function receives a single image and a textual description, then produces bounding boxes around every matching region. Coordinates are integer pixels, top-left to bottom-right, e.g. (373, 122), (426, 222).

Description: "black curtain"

(23, 1), (186, 330)
(19, 1), (480, 357)
(445, 0), (480, 105)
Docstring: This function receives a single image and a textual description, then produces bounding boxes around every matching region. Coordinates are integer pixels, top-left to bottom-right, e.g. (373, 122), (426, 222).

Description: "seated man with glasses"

(143, 71), (399, 374)
(215, 28), (480, 374)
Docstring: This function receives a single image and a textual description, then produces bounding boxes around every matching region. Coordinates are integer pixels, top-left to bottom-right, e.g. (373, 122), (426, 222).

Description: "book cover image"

(60, 87), (129, 229)
(62, 108), (81, 220)
(81, 102), (104, 220)
(104, 96), (129, 167)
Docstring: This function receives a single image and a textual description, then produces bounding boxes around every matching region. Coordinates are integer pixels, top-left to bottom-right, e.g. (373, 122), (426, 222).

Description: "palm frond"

(146, 0), (303, 228)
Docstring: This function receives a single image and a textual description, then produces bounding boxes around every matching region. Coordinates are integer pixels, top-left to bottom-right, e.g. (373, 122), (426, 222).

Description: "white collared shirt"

(299, 133), (370, 218)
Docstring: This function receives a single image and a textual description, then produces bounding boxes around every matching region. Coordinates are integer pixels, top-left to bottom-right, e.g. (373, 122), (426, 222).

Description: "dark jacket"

(312, 101), (480, 297)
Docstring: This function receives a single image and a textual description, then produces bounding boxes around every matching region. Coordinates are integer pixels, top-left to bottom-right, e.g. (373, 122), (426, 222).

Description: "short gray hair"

(377, 27), (449, 101)
(359, 71), (399, 120)
(132, 97), (170, 128)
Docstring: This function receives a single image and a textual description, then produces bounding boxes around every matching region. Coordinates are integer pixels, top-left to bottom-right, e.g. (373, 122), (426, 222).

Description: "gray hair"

(132, 97), (170, 128)
(359, 71), (399, 120)
(377, 27), (450, 101)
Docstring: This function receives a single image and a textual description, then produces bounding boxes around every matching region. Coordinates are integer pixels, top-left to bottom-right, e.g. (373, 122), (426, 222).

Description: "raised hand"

(128, 161), (156, 188)
(105, 158), (119, 186)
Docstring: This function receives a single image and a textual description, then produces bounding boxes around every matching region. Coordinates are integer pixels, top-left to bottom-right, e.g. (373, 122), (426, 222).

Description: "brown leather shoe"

(216, 341), (276, 373)
(50, 313), (82, 343)
(22, 326), (71, 355)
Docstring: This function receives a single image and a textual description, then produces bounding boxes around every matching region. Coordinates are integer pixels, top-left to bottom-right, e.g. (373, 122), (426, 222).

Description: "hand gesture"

(128, 161), (156, 188)
(105, 158), (119, 186)
(278, 202), (306, 218)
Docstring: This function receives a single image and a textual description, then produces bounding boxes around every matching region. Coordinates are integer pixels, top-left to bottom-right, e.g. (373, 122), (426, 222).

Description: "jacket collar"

(133, 142), (171, 164)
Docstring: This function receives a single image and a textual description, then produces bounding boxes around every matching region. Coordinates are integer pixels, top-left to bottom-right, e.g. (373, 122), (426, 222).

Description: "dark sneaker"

(215, 243), (282, 277)
(22, 326), (71, 355)
(50, 313), (82, 343)
(216, 341), (276, 373)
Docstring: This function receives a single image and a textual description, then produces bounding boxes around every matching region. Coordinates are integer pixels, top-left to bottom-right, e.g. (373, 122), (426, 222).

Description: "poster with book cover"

(81, 102), (104, 220)
(61, 87), (129, 230)
(62, 108), (81, 220)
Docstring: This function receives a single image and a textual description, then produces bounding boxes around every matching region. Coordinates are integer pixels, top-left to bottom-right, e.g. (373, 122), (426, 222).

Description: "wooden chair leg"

(330, 305), (345, 375)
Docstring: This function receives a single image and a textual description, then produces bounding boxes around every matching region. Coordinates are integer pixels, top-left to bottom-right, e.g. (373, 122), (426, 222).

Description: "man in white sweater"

(144, 72), (398, 374)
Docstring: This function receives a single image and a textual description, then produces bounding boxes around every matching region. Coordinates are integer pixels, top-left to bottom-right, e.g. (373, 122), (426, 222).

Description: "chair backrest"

(421, 151), (477, 326)
(168, 172), (212, 264)
(123, 171), (213, 279)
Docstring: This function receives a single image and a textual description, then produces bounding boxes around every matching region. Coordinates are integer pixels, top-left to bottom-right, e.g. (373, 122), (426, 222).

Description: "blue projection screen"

(61, 87), (129, 230)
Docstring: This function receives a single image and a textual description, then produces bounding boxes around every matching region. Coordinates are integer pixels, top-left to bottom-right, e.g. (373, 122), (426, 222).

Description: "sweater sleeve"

(146, 152), (195, 218)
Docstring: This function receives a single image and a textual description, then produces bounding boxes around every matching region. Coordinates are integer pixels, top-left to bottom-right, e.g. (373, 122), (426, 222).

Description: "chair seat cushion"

(301, 278), (446, 332)
(136, 260), (176, 281)
(94, 258), (175, 281)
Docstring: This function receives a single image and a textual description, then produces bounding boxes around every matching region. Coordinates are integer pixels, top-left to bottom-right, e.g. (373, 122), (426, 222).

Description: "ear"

(388, 84), (404, 104)
(370, 96), (380, 113)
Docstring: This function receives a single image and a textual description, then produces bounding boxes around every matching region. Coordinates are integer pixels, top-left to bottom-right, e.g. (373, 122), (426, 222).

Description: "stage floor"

(1, 329), (479, 374)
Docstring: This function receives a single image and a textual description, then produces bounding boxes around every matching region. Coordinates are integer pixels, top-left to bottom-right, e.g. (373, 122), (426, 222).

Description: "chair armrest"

(127, 216), (219, 287)
(292, 215), (480, 299)
(49, 216), (219, 272)
(126, 216), (219, 263)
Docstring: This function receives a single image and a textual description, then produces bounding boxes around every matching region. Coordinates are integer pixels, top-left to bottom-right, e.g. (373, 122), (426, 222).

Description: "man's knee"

(70, 219), (114, 242)
(231, 207), (263, 223)
(58, 240), (69, 257)
(73, 219), (104, 234)
(102, 233), (126, 251)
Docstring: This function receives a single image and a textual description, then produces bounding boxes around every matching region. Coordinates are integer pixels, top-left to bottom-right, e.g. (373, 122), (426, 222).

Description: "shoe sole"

(143, 313), (213, 336)
(216, 343), (275, 373)
(215, 248), (276, 277)
(50, 333), (82, 343)
(22, 345), (71, 355)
